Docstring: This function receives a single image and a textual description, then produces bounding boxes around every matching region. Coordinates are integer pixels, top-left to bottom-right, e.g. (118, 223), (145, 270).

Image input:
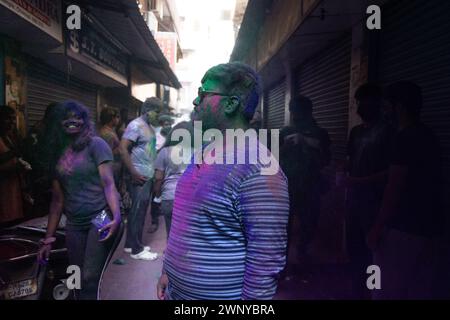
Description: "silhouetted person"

(22, 103), (58, 217)
(153, 121), (193, 239)
(368, 81), (444, 299)
(280, 95), (331, 271)
(344, 83), (394, 299)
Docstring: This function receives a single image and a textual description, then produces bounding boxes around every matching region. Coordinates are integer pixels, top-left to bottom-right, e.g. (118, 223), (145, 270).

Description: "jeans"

(125, 179), (153, 254)
(161, 200), (174, 239)
(66, 224), (115, 300)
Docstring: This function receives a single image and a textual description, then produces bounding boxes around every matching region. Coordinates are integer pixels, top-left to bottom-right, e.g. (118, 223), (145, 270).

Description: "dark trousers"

(66, 224), (114, 300)
(289, 182), (321, 255)
(151, 198), (160, 226)
(285, 181), (321, 274)
(346, 216), (373, 299)
(161, 200), (174, 239)
(125, 179), (152, 254)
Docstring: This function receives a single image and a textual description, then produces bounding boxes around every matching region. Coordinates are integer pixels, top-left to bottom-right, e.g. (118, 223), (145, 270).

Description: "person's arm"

(239, 171), (290, 300)
(102, 132), (121, 157)
(346, 170), (388, 187)
(153, 148), (167, 198)
(111, 141), (121, 157)
(367, 165), (408, 249)
(157, 270), (168, 300)
(119, 138), (147, 185)
(155, 147), (168, 300)
(279, 127), (289, 149)
(38, 179), (64, 263)
(153, 169), (164, 198)
(97, 162), (122, 241)
(46, 179), (64, 238)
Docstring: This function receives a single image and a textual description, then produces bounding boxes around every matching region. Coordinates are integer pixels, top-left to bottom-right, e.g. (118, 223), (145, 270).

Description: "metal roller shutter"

(296, 35), (351, 164)
(27, 60), (98, 128)
(378, 0), (450, 199)
(265, 79), (286, 129)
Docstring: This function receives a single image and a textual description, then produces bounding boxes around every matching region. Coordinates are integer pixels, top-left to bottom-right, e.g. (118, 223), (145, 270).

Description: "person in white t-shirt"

(153, 121), (193, 238)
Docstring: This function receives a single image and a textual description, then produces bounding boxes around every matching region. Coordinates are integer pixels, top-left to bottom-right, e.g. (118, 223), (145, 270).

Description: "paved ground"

(99, 213), (166, 300)
(100, 212), (352, 300)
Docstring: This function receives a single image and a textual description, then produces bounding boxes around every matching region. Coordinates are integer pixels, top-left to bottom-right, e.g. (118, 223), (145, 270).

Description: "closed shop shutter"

(296, 34), (351, 165)
(27, 59), (98, 128)
(378, 0), (450, 199)
(264, 79), (286, 129)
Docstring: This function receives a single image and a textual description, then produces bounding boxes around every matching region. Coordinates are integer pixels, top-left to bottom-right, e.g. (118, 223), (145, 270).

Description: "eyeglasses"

(197, 87), (229, 103)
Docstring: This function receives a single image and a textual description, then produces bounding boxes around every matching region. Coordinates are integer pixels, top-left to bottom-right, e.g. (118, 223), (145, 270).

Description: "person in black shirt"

(280, 95), (331, 272)
(368, 81), (444, 299)
(344, 84), (394, 299)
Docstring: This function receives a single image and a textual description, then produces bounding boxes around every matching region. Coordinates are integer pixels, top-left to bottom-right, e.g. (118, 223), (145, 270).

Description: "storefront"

(295, 34), (352, 165)
(377, 0), (450, 199)
(26, 58), (99, 127)
(1, 0), (181, 136)
(264, 79), (286, 129)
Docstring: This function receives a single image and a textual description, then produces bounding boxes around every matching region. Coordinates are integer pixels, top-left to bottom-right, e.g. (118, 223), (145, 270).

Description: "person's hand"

(18, 158), (32, 171)
(284, 133), (300, 145)
(157, 273), (169, 300)
(98, 218), (121, 242)
(367, 225), (383, 251)
(23, 193), (35, 205)
(38, 244), (52, 265)
(132, 172), (148, 185)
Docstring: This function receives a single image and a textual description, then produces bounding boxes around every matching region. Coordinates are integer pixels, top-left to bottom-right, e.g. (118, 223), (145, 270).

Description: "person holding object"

(37, 101), (121, 300)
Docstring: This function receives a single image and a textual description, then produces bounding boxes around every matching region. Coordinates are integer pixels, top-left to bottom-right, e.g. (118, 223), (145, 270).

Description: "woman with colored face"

(38, 101), (122, 300)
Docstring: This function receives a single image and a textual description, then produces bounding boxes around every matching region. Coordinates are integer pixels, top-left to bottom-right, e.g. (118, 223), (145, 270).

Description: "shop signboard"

(0, 0), (63, 42)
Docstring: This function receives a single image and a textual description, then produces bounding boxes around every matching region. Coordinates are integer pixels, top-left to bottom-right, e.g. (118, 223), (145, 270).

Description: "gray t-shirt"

(122, 117), (157, 178)
(154, 145), (189, 201)
(55, 137), (113, 228)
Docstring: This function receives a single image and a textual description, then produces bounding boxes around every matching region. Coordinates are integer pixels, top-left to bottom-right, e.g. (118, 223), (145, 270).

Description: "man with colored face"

(157, 62), (289, 300)
(119, 98), (162, 260)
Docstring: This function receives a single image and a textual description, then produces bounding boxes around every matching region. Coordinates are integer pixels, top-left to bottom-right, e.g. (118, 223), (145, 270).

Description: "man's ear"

(223, 96), (240, 116)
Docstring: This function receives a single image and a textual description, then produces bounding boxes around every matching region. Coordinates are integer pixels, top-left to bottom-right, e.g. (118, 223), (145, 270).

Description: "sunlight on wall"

(175, 0), (237, 116)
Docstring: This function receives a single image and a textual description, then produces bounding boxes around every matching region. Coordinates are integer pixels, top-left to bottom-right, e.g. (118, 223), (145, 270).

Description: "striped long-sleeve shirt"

(163, 141), (290, 300)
